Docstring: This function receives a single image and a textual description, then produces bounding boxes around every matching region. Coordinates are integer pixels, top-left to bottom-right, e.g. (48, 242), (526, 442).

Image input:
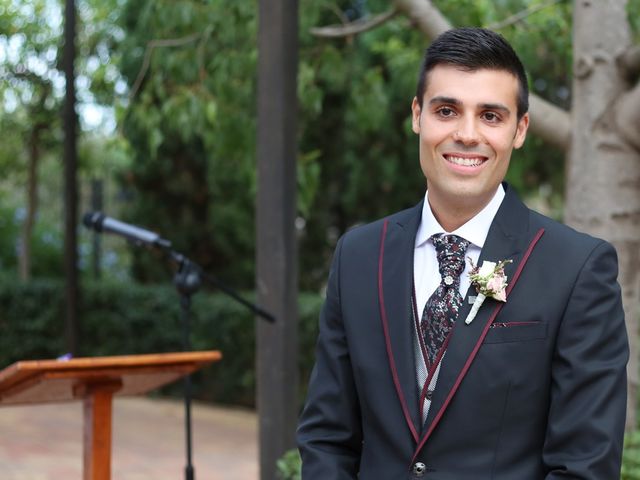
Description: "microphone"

(83, 212), (172, 250)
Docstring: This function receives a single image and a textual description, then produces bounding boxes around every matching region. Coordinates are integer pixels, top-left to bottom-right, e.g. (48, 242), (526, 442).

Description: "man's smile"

(443, 153), (488, 168)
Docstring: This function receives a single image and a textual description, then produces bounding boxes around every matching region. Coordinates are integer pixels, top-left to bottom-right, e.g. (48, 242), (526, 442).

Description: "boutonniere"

(464, 258), (512, 325)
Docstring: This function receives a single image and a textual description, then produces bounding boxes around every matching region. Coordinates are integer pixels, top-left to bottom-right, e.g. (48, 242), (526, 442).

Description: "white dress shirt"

(413, 185), (505, 421)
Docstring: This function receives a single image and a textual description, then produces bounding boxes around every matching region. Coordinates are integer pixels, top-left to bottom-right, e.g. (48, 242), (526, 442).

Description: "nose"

(452, 117), (481, 145)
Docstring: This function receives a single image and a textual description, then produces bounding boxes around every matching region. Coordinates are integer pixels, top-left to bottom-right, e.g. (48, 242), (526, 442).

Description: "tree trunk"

(63, 0), (79, 355)
(19, 128), (40, 282)
(565, 0), (639, 429)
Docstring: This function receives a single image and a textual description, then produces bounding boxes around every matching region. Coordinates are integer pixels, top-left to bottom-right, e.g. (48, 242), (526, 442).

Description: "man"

(297, 28), (629, 479)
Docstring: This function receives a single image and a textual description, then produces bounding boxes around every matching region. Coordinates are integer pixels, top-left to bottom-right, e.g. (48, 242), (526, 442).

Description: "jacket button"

(413, 462), (426, 477)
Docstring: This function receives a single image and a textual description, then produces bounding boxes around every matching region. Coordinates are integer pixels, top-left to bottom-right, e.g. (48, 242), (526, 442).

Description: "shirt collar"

(415, 184), (505, 249)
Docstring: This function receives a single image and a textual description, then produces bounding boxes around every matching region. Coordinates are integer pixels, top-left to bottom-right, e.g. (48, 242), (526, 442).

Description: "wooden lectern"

(0, 350), (221, 480)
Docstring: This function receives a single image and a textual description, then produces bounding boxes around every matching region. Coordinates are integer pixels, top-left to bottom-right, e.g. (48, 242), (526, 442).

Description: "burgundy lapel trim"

(504, 229), (545, 296)
(410, 227), (545, 463)
(378, 218), (420, 443)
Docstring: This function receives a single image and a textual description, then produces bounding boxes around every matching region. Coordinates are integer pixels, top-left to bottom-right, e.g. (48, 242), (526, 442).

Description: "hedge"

(0, 276), (323, 407)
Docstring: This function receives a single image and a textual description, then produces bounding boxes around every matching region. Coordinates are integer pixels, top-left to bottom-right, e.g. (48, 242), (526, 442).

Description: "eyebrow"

(429, 96), (512, 115)
(429, 96), (460, 106)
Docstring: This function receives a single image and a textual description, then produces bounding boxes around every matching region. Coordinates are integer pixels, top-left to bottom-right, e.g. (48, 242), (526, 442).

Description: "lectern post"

(77, 380), (122, 480)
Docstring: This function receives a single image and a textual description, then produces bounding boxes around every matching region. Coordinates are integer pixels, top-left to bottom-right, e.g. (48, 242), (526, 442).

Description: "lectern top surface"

(0, 350), (221, 405)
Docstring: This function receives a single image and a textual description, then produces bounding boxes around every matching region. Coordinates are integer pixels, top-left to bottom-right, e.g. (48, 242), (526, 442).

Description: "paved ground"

(0, 396), (258, 479)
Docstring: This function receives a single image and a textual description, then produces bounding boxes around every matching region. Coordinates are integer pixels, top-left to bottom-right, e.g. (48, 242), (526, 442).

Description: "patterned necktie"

(421, 234), (470, 368)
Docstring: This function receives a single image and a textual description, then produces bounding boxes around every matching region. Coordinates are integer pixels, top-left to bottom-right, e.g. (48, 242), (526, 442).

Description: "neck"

(428, 195), (491, 232)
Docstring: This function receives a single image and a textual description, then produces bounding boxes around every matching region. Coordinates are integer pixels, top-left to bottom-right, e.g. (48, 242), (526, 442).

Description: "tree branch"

(528, 95), (571, 150)
(310, 8), (398, 38)
(619, 44), (640, 80)
(129, 33), (201, 103)
(486, 0), (563, 31)
(393, 0), (451, 37)
(615, 80), (640, 152)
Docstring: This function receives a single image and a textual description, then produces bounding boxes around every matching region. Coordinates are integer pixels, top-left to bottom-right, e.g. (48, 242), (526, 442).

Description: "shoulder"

(520, 208), (620, 283)
(501, 184), (611, 259)
(529, 210), (613, 257)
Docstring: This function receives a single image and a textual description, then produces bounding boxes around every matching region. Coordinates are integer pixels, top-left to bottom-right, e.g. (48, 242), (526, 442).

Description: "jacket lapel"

(378, 202), (423, 442)
(418, 185), (536, 448)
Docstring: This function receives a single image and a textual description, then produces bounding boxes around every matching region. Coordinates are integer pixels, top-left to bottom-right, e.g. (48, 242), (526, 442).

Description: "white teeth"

(446, 155), (484, 167)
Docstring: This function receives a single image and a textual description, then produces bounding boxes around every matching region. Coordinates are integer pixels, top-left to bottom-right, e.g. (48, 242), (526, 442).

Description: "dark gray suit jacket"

(297, 185), (628, 479)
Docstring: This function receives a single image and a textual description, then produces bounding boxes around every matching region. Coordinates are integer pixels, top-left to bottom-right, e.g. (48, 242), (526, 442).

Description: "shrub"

(623, 430), (640, 479)
(276, 449), (301, 480)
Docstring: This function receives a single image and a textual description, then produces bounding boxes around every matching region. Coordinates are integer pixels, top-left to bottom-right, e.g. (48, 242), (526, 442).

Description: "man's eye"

(483, 112), (500, 122)
(437, 107), (455, 117)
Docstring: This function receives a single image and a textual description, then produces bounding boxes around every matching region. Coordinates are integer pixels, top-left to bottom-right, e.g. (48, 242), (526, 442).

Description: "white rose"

(478, 261), (496, 278)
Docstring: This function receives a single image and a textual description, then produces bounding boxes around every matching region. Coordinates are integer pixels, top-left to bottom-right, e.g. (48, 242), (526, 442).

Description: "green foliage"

(0, 0), (62, 169)
(296, 1), (426, 288)
(0, 202), (20, 270)
(623, 431), (640, 479)
(0, 0), (570, 286)
(46, 0), (579, 292)
(0, 277), (65, 358)
(629, 0), (640, 42)
(115, 0), (257, 286)
(0, 276), (323, 407)
(276, 449), (302, 480)
(0, 0), (134, 281)
(0, 203), (64, 276)
(0, 0), (620, 288)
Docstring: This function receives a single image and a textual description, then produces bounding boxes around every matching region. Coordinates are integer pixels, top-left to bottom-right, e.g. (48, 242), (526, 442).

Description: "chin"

(446, 184), (493, 205)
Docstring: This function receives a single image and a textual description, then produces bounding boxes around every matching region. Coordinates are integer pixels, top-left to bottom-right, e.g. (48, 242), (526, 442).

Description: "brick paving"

(0, 396), (258, 479)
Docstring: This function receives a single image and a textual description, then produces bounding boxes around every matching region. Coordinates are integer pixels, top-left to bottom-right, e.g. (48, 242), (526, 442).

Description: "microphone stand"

(168, 250), (274, 480)
(172, 253), (200, 480)
(81, 213), (275, 480)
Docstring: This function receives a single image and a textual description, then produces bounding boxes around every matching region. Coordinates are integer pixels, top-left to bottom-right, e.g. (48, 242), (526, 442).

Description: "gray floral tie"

(421, 234), (470, 368)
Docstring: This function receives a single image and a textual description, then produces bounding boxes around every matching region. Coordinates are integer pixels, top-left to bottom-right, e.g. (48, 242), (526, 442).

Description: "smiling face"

(412, 65), (529, 228)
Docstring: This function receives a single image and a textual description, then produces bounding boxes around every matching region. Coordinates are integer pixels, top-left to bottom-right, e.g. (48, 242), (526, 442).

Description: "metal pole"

(181, 294), (195, 480)
(173, 255), (201, 480)
(90, 179), (103, 279)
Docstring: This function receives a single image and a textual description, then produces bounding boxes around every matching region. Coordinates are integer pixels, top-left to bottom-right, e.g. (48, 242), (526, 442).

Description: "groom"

(297, 27), (629, 479)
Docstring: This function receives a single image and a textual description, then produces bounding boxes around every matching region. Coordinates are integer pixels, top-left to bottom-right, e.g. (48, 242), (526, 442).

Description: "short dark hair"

(415, 27), (529, 119)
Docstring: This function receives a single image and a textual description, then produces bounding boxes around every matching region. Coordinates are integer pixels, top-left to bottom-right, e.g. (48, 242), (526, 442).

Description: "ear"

(411, 97), (422, 134)
(513, 112), (529, 149)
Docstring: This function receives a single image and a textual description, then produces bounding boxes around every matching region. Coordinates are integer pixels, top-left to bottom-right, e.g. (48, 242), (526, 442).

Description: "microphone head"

(83, 212), (106, 231)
